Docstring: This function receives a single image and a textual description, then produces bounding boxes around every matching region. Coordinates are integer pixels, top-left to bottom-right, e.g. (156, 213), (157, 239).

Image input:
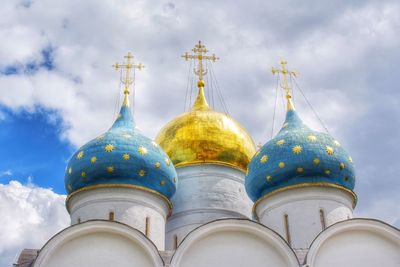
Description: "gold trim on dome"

(156, 109), (256, 172)
(77, 151), (84, 159)
(252, 183), (357, 215)
(276, 139), (285, 146)
(174, 160), (248, 173)
(260, 155), (268, 163)
(105, 144), (114, 152)
(339, 163), (345, 170)
(313, 158), (320, 165)
(307, 135), (317, 142)
(156, 42), (255, 172)
(325, 146), (334, 155)
(65, 184), (173, 215)
(138, 146), (148, 155)
(292, 145), (302, 154)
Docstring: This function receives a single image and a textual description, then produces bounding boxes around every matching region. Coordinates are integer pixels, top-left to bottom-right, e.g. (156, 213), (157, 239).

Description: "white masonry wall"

(165, 164), (253, 250)
(255, 186), (354, 249)
(67, 187), (170, 250)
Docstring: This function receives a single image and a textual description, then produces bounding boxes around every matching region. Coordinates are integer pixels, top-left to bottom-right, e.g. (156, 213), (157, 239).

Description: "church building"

(14, 42), (400, 267)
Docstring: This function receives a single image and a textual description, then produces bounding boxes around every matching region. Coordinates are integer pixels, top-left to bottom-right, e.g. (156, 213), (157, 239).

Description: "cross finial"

(182, 41), (219, 88)
(272, 60), (299, 111)
(113, 52), (144, 106)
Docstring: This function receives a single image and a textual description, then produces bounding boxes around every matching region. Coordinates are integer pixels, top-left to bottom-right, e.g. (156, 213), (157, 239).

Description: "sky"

(0, 0), (399, 266)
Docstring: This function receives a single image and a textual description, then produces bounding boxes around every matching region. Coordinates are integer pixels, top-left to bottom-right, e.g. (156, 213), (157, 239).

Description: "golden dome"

(155, 85), (256, 172)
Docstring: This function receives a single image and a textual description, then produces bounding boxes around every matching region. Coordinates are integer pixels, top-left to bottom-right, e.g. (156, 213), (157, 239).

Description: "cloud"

(0, 170), (12, 178)
(0, 181), (69, 267)
(0, 0), (399, 260)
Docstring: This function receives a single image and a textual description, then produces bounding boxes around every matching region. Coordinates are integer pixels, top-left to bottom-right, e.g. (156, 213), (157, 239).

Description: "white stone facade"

(255, 186), (355, 248)
(67, 187), (170, 250)
(165, 165), (253, 249)
(20, 165), (400, 267)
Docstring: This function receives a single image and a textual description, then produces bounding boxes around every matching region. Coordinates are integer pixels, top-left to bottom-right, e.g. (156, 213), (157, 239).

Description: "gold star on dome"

(339, 162), (345, 170)
(292, 145), (302, 154)
(333, 140), (341, 147)
(266, 175), (272, 182)
(276, 139), (285, 146)
(279, 162), (285, 168)
(90, 157), (97, 164)
(260, 155), (269, 164)
(349, 156), (353, 163)
(123, 153), (130, 160)
(81, 172), (86, 178)
(68, 167), (72, 175)
(165, 158), (171, 166)
(105, 144), (114, 152)
(326, 146), (334, 155)
(138, 169), (146, 177)
(160, 180), (166, 186)
(307, 135), (317, 142)
(296, 167), (304, 173)
(138, 146), (148, 155)
(325, 169), (331, 175)
(154, 162), (161, 169)
(77, 151), (84, 159)
(107, 166), (114, 173)
(313, 158), (321, 165)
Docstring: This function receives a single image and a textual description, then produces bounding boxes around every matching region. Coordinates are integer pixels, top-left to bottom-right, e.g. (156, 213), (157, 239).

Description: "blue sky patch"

(0, 106), (73, 194)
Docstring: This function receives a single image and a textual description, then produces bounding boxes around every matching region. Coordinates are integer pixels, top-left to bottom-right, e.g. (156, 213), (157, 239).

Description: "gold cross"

(182, 41), (219, 83)
(271, 60), (299, 99)
(112, 52), (144, 96)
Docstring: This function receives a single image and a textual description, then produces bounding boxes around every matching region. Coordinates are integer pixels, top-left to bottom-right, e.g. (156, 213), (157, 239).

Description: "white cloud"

(0, 1), (399, 264)
(0, 170), (12, 178)
(0, 181), (69, 267)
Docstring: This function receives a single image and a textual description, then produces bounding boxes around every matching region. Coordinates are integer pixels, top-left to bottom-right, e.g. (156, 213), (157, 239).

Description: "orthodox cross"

(182, 41), (219, 83)
(113, 52), (144, 96)
(271, 60), (299, 99)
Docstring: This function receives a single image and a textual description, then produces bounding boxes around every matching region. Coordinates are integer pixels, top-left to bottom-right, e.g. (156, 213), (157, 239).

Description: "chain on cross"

(182, 41), (219, 83)
(113, 52), (144, 96)
(271, 60), (299, 99)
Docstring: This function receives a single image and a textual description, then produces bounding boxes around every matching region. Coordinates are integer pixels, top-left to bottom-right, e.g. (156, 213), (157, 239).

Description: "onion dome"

(245, 61), (356, 204)
(156, 82), (256, 172)
(64, 53), (177, 200)
(156, 41), (256, 172)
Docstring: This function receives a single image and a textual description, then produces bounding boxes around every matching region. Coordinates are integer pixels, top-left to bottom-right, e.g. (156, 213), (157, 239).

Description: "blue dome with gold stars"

(64, 98), (177, 200)
(245, 102), (356, 203)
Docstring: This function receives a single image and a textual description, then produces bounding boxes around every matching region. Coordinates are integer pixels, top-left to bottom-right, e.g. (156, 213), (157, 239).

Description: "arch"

(170, 218), (299, 267)
(33, 220), (164, 267)
(306, 218), (400, 267)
